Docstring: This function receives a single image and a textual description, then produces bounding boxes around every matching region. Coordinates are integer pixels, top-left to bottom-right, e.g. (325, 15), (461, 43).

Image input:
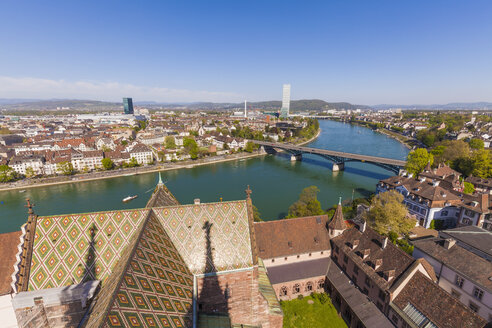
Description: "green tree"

(463, 181), (475, 194)
(165, 136), (176, 149)
(469, 138), (485, 150)
(365, 190), (414, 235)
(439, 140), (469, 164)
(25, 167), (35, 178)
(183, 137), (199, 159)
(286, 186), (324, 219)
(470, 149), (492, 178)
(406, 148), (433, 175)
(128, 157), (139, 167)
(245, 141), (255, 153)
(0, 165), (17, 182)
(56, 161), (74, 175)
(101, 157), (114, 170)
(253, 205), (262, 222)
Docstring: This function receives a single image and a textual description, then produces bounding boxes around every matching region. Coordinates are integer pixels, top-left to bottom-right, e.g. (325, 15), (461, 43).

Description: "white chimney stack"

(244, 100), (247, 118)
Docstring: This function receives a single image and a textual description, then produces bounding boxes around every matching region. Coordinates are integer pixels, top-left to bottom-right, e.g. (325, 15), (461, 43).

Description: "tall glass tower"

(123, 97), (134, 115)
(280, 84), (291, 118)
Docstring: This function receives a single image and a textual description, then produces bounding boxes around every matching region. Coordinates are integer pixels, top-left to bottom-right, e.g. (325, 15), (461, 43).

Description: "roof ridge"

(80, 210), (152, 328)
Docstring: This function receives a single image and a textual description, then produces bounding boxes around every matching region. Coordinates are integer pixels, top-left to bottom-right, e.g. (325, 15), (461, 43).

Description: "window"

(280, 286), (288, 296)
(353, 265), (359, 275)
(352, 275), (357, 284)
(420, 208), (426, 214)
(473, 287), (484, 301)
(317, 279), (324, 290)
(306, 282), (313, 292)
(441, 210), (449, 217)
(451, 289), (461, 299)
(365, 276), (371, 287)
(469, 301), (480, 313)
(391, 314), (399, 325)
(455, 276), (465, 288)
(465, 209), (474, 217)
(362, 288), (368, 295)
(344, 255), (348, 263)
(293, 284), (300, 294)
(334, 245), (339, 253)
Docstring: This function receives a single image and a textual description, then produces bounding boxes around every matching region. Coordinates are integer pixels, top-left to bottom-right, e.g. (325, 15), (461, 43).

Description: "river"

(0, 120), (408, 233)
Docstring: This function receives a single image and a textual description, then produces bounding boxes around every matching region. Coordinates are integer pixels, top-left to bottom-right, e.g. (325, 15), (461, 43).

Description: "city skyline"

(1, 1), (492, 105)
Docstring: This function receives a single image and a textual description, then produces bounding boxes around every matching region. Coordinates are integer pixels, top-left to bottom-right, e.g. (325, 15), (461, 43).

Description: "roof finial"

(245, 185), (252, 199)
(158, 172), (163, 185)
(338, 196), (342, 206)
(25, 198), (35, 215)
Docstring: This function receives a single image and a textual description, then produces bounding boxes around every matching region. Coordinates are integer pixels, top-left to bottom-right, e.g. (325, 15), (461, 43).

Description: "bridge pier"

(290, 154), (302, 162)
(332, 162), (345, 172)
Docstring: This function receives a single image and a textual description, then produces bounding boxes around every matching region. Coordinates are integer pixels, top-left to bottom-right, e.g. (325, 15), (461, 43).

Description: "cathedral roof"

(82, 211), (193, 328)
(146, 180), (180, 208)
(152, 200), (255, 274)
(27, 208), (152, 291)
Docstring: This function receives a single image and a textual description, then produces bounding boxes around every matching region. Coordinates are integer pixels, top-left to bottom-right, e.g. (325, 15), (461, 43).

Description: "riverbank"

(321, 117), (413, 150)
(0, 127), (322, 192)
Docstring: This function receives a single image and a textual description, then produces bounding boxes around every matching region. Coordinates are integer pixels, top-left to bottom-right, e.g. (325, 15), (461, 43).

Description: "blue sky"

(1, 0), (491, 104)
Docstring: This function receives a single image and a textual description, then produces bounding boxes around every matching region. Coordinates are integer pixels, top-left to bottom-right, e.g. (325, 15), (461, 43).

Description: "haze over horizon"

(2, 1), (492, 105)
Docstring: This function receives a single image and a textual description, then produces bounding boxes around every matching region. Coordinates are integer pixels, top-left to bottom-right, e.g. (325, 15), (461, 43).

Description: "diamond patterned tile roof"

(153, 200), (255, 274)
(83, 211), (194, 328)
(28, 209), (151, 291)
(146, 183), (180, 208)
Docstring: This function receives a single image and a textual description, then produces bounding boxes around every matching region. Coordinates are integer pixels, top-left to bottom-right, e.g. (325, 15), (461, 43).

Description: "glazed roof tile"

(152, 200), (254, 274)
(83, 211), (193, 328)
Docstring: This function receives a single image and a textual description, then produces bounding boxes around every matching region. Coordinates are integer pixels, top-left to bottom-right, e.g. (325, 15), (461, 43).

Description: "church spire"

(158, 172), (163, 185)
(328, 196), (347, 238)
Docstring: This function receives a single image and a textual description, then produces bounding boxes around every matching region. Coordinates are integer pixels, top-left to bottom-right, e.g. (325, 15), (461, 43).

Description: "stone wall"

(272, 275), (326, 301)
(14, 298), (87, 328)
(196, 268), (283, 328)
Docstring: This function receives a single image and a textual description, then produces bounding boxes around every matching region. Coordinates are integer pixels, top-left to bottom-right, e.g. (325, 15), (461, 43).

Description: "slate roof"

(412, 237), (492, 291)
(266, 257), (331, 285)
(328, 203), (347, 231)
(379, 176), (462, 207)
(83, 211), (193, 328)
(392, 271), (487, 328)
(0, 231), (22, 295)
(331, 227), (415, 290)
(254, 215), (330, 259)
(326, 258), (394, 328)
(440, 225), (492, 258)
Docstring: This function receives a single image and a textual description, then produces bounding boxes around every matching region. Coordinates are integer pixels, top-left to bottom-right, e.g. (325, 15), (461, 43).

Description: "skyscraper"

(123, 97), (134, 115)
(280, 84), (291, 118)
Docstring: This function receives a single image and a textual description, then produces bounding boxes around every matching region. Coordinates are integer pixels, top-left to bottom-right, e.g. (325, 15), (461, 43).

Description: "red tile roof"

(254, 215), (331, 259)
(0, 231), (22, 295)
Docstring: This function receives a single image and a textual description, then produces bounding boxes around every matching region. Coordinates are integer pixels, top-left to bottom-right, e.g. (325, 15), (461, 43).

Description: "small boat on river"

(122, 195), (138, 202)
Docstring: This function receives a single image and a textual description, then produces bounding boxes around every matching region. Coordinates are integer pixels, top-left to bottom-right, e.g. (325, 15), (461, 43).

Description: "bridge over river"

(253, 141), (407, 175)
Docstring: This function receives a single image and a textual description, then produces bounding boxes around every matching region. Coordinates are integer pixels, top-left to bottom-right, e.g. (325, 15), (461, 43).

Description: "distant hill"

(0, 99), (121, 111)
(374, 102), (492, 110)
(0, 99), (369, 112)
